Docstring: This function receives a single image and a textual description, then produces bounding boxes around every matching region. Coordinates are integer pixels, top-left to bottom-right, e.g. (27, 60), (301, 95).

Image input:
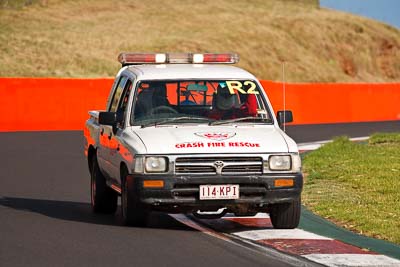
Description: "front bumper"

(127, 173), (303, 213)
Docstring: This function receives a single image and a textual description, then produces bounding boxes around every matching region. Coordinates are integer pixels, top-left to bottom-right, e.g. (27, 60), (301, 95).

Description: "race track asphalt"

(285, 120), (400, 142)
(0, 121), (399, 267)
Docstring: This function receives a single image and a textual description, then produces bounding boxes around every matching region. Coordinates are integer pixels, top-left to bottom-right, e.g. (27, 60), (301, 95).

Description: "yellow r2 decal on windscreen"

(226, 81), (259, 95)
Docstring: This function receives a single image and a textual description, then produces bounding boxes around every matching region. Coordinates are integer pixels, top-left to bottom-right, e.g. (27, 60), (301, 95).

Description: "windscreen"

(130, 80), (273, 126)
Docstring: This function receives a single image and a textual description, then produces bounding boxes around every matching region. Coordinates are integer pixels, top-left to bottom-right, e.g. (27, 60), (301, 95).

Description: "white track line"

(233, 229), (332, 241)
(304, 254), (400, 267)
(298, 136), (369, 151)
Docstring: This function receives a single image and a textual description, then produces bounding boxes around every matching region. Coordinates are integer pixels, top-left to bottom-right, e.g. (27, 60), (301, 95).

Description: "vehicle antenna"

(282, 61), (286, 132)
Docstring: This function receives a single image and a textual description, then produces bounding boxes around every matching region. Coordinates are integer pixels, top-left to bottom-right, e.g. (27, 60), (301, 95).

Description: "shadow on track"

(0, 196), (194, 231)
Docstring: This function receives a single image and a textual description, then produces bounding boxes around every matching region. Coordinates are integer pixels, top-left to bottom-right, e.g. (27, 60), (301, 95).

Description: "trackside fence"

(0, 78), (399, 131)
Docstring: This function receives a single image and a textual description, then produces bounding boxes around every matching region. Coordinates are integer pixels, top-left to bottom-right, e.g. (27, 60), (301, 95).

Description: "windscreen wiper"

(209, 116), (272, 126)
(141, 116), (213, 128)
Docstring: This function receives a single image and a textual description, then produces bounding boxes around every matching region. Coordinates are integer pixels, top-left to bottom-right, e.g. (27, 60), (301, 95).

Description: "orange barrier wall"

(0, 78), (399, 131)
(260, 81), (400, 124)
(0, 78), (113, 131)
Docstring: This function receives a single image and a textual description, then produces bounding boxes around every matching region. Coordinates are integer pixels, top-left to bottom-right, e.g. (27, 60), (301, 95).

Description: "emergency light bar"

(118, 52), (239, 66)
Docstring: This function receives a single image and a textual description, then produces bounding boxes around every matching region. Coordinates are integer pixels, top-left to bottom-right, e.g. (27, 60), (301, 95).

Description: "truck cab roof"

(124, 64), (257, 81)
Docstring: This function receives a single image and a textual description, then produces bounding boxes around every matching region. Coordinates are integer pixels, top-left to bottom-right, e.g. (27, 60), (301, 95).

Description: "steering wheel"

(150, 106), (178, 114)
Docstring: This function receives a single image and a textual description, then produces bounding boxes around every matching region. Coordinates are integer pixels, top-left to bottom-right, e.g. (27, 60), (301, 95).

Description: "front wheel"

(90, 156), (118, 214)
(121, 170), (148, 226)
(269, 197), (301, 229)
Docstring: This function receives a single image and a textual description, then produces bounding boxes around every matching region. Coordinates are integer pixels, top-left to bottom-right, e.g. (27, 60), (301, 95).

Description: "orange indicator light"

(143, 180), (165, 188)
(274, 179), (294, 187)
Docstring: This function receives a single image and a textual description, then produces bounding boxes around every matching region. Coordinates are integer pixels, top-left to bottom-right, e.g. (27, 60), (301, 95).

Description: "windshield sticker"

(219, 82), (227, 88)
(187, 84), (208, 92)
(194, 132), (236, 141)
(226, 81), (259, 95)
(175, 141), (260, 149)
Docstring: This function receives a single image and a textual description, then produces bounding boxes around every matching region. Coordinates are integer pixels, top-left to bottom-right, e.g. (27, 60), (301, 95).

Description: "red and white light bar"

(118, 52), (239, 65)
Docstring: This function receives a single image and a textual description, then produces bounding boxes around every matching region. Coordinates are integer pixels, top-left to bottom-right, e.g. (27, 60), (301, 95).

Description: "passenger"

(239, 93), (257, 117)
(208, 85), (257, 120)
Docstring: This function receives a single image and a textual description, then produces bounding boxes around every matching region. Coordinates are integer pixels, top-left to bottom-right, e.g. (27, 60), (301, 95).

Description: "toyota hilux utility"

(84, 52), (303, 228)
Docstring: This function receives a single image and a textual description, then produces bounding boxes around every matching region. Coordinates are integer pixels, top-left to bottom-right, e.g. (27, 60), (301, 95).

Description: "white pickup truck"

(84, 53), (303, 228)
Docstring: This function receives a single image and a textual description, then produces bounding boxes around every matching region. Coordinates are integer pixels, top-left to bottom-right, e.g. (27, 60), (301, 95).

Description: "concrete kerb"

(298, 137), (400, 260)
(299, 207), (400, 260)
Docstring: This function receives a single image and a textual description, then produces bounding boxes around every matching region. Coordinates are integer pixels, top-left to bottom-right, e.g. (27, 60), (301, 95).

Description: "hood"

(130, 125), (292, 154)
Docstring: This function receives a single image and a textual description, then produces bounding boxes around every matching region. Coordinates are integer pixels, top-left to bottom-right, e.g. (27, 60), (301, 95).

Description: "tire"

(121, 168), (148, 226)
(90, 156), (118, 214)
(270, 197), (301, 229)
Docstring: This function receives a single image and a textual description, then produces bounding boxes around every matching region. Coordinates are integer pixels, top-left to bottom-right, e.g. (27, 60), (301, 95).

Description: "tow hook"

(192, 208), (227, 219)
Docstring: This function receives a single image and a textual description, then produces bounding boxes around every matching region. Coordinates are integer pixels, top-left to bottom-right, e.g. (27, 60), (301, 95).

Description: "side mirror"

(99, 112), (117, 126)
(277, 110), (293, 126)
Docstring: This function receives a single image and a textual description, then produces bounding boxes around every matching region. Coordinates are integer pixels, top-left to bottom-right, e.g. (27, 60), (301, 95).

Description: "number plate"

(199, 184), (239, 200)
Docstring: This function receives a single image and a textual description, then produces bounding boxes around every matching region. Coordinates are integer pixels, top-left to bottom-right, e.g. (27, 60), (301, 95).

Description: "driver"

(151, 82), (170, 107)
(134, 82), (171, 117)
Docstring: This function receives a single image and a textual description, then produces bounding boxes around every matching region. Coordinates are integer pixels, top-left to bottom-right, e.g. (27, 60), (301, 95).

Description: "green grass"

(302, 133), (400, 244)
(0, 0), (400, 81)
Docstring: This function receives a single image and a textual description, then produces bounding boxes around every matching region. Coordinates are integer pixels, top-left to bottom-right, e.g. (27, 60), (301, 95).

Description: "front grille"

(175, 165), (215, 174)
(222, 165), (262, 173)
(175, 156), (263, 175)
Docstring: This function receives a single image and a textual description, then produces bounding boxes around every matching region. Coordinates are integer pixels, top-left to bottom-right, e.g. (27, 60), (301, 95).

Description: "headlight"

(145, 157), (167, 173)
(268, 155), (292, 171)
